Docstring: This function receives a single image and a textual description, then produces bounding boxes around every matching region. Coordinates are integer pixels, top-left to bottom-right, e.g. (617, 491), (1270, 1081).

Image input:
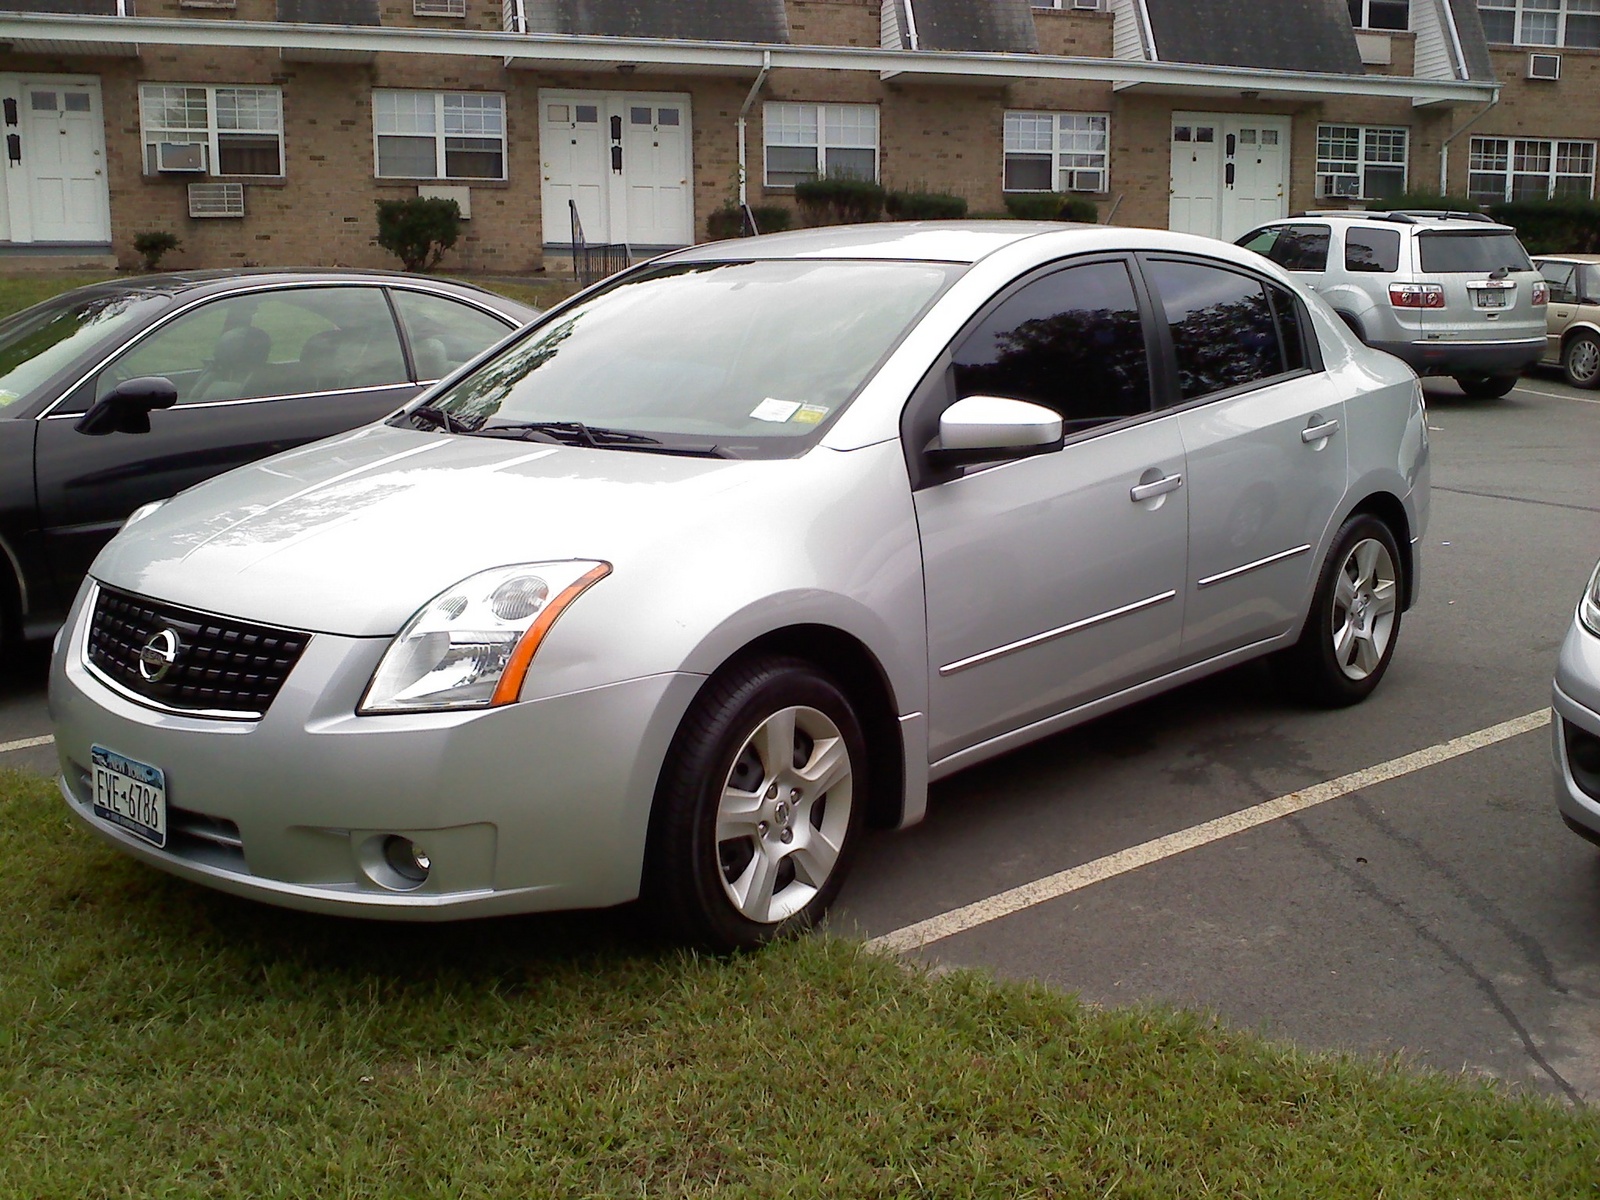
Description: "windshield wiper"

(470, 421), (728, 457)
(401, 406), (474, 434)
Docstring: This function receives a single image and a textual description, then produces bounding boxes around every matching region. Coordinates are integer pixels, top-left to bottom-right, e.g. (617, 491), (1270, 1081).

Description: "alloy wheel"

(1330, 537), (1399, 681)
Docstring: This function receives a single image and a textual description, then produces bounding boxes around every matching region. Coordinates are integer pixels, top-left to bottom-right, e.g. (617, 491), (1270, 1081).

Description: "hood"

(91, 424), (767, 636)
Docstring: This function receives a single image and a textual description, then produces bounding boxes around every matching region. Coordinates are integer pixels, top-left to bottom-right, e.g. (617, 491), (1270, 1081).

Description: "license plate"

(91, 745), (167, 849)
(1476, 289), (1507, 308)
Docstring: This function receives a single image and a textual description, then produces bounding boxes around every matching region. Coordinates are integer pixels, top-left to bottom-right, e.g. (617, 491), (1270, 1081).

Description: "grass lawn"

(2, 768), (1597, 1197)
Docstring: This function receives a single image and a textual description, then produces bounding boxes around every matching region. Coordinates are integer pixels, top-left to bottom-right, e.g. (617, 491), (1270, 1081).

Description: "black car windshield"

(407, 258), (958, 457)
(1416, 231), (1533, 274)
(0, 289), (165, 416)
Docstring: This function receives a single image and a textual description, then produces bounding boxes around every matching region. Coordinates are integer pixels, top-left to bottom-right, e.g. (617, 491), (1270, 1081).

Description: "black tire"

(642, 656), (867, 952)
(1562, 332), (1600, 389)
(1452, 372), (1518, 399)
(1277, 514), (1404, 708)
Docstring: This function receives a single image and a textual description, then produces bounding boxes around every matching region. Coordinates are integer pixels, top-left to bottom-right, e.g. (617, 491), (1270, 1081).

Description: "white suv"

(1240, 211), (1547, 398)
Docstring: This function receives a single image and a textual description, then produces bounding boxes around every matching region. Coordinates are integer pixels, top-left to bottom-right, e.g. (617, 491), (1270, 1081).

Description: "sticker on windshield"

(750, 398), (801, 423)
(792, 404), (830, 425)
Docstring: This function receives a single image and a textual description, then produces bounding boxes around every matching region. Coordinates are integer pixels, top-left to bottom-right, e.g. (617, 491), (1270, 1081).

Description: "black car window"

(1267, 283), (1309, 374)
(1146, 259), (1288, 404)
(0, 291), (158, 416)
(390, 290), (514, 381)
(1238, 224), (1329, 272)
(1415, 232), (1532, 274)
(1345, 227), (1401, 273)
(97, 287), (408, 406)
(951, 260), (1151, 433)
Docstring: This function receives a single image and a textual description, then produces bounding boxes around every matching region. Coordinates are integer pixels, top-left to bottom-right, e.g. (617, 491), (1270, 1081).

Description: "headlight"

(1581, 560), (1600, 639)
(359, 561), (610, 714)
(121, 498), (169, 531)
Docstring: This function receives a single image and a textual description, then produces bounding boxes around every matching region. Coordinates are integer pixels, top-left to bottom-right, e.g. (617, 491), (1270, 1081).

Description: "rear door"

(1537, 259), (1579, 362)
(1414, 229), (1546, 351)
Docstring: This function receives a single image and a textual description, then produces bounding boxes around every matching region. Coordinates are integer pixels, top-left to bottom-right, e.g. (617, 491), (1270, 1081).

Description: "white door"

(539, 90), (692, 249)
(0, 76), (110, 244)
(1169, 113), (1289, 242)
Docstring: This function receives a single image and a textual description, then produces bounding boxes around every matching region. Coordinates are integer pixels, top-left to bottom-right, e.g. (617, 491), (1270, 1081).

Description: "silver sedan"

(49, 222), (1429, 951)
(1554, 559), (1600, 844)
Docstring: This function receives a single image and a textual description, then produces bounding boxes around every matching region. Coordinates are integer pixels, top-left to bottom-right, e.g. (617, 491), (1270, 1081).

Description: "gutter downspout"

(1134, 0), (1158, 60)
(902, 0), (920, 51)
(737, 50), (771, 235)
(1439, 91), (1498, 195)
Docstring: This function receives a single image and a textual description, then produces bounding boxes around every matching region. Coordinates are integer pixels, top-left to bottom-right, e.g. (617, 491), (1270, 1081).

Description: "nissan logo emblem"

(137, 629), (180, 683)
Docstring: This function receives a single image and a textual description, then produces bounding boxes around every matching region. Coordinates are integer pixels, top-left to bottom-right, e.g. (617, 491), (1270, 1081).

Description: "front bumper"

(1552, 618), (1600, 844)
(50, 588), (704, 919)
(1370, 336), (1544, 378)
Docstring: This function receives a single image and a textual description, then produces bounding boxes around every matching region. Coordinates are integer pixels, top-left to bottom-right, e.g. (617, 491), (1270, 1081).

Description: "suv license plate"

(91, 745), (167, 848)
(1476, 290), (1507, 308)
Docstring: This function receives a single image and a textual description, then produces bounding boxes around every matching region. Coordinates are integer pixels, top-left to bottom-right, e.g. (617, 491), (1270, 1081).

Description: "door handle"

(1301, 419), (1340, 444)
(1130, 473), (1183, 502)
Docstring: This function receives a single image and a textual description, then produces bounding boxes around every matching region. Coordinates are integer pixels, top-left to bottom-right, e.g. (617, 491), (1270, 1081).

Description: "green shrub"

(1485, 198), (1600, 254)
(884, 189), (968, 220)
(374, 196), (462, 272)
(1002, 193), (1098, 223)
(793, 177), (886, 226)
(706, 204), (794, 240)
(132, 231), (181, 272)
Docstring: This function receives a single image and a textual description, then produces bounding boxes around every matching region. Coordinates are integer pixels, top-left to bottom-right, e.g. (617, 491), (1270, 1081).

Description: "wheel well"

(1347, 492), (1414, 609)
(1334, 310), (1366, 342)
(1561, 324), (1599, 351)
(0, 552), (19, 649)
(704, 625), (906, 831)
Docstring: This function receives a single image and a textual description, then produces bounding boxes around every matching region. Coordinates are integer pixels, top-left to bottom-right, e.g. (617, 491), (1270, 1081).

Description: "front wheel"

(643, 657), (866, 952)
(1452, 372), (1518, 399)
(1277, 515), (1403, 708)
(1562, 333), (1600, 389)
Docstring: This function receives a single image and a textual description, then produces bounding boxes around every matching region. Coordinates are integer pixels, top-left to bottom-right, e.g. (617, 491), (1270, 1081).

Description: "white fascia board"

(0, 12), (1497, 103)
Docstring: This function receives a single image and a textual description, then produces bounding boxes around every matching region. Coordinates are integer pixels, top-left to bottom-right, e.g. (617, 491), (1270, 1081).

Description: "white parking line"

(867, 708), (1552, 955)
(0, 734), (53, 756)
(1514, 383), (1600, 405)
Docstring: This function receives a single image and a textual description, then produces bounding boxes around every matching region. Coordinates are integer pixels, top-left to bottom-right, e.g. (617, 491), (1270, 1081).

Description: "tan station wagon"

(1533, 255), (1600, 388)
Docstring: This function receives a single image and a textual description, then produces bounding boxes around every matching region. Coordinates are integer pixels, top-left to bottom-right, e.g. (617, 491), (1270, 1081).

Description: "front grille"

(86, 585), (311, 718)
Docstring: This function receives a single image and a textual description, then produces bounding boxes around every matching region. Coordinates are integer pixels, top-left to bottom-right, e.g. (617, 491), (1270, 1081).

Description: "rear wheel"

(1277, 514), (1403, 708)
(643, 657), (866, 952)
(1562, 332), (1600, 389)
(1452, 372), (1518, 399)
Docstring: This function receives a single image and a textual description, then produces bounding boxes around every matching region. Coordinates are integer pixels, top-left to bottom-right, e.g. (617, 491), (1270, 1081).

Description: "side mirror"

(74, 376), (179, 436)
(926, 395), (1064, 469)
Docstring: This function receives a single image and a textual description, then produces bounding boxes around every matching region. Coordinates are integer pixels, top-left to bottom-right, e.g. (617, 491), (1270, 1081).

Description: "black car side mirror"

(75, 376), (179, 436)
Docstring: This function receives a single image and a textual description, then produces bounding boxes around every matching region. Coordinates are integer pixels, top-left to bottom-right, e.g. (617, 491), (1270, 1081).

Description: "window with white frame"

(1348, 0), (1409, 28)
(1003, 111), (1110, 193)
(373, 91), (506, 181)
(139, 85), (283, 177)
(1477, 0), (1600, 46)
(1316, 125), (1408, 199)
(1468, 136), (1596, 200)
(762, 103), (878, 188)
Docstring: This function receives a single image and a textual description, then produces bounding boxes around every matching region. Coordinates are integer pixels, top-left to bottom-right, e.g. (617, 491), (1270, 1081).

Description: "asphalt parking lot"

(4, 370), (1598, 1100)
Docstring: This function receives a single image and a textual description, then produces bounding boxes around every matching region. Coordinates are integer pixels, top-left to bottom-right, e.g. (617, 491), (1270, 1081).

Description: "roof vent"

(1528, 53), (1561, 80)
(187, 182), (245, 218)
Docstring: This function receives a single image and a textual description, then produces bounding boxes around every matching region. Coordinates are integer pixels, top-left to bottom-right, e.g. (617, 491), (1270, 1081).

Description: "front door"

(0, 76), (111, 244)
(539, 90), (693, 250)
(1169, 113), (1289, 242)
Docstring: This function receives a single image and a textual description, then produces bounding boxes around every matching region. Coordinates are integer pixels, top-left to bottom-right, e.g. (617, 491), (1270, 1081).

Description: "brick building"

(0, 0), (1590, 272)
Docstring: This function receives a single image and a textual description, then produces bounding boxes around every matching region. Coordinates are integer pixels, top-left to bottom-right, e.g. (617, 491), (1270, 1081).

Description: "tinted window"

(1238, 225), (1329, 272)
(1416, 231), (1532, 273)
(0, 291), (160, 416)
(100, 288), (408, 406)
(1147, 260), (1284, 403)
(952, 260), (1151, 432)
(1267, 283), (1309, 374)
(1345, 227), (1401, 273)
(1539, 261), (1577, 303)
(391, 290), (514, 381)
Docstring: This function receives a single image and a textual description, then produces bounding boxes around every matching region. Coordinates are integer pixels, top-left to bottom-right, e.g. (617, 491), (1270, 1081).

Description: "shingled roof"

(884, 0), (1040, 53)
(1143, 0), (1364, 74)
(524, 0), (790, 42)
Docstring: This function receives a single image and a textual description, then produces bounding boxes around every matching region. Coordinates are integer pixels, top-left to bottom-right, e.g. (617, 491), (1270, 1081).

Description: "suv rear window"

(1416, 232), (1532, 274)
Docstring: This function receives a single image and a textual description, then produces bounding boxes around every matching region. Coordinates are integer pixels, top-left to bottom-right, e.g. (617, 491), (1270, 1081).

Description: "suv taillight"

(1389, 283), (1446, 309)
(1532, 279), (1549, 306)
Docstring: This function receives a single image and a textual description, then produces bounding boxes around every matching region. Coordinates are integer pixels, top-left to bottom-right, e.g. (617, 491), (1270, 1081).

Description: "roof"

(1443, 0), (1496, 82)
(1143, 0), (1364, 74)
(885, 0), (1039, 53)
(523, 0), (790, 42)
(667, 221), (1070, 265)
(1286, 212), (1516, 233)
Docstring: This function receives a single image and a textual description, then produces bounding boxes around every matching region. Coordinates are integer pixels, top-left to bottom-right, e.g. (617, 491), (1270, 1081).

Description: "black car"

(0, 270), (534, 663)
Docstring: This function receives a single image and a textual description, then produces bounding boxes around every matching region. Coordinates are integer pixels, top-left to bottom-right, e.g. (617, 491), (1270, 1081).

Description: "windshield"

(0, 289), (164, 416)
(1416, 231), (1533, 274)
(408, 258), (958, 457)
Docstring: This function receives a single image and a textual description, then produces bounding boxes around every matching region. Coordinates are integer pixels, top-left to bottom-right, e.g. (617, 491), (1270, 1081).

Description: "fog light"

(382, 835), (431, 884)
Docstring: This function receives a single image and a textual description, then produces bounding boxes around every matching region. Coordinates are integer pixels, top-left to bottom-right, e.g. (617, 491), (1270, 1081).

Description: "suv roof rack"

(1385, 209), (1496, 223)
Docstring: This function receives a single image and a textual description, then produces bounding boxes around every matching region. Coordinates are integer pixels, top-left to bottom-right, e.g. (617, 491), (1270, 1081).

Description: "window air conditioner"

(188, 181), (245, 218)
(1321, 174), (1362, 198)
(413, 0), (466, 14)
(1528, 53), (1561, 80)
(155, 142), (206, 173)
(1068, 168), (1106, 193)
